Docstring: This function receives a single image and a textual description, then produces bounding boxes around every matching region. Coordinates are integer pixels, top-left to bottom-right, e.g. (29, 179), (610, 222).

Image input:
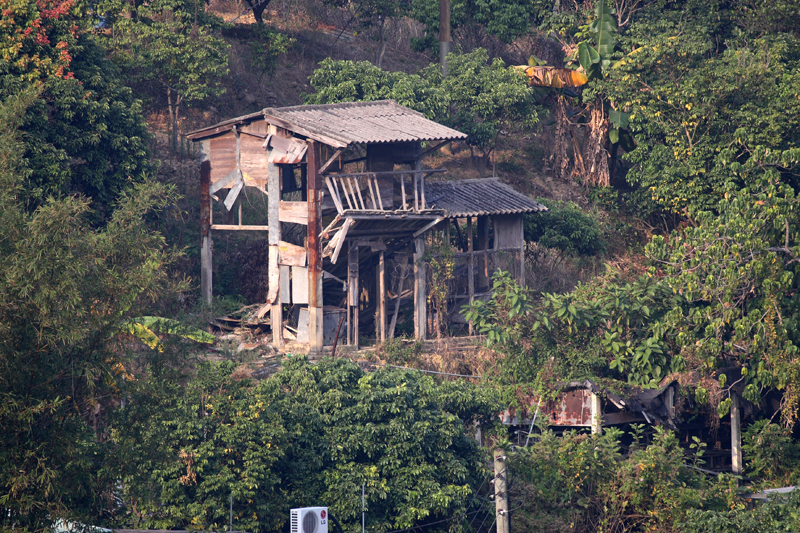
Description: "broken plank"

(278, 240), (307, 266)
(279, 201), (308, 225)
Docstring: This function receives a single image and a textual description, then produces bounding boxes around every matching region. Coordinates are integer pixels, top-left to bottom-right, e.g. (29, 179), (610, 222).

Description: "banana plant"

(514, 56), (588, 89)
(577, 0), (618, 80)
(119, 316), (215, 351)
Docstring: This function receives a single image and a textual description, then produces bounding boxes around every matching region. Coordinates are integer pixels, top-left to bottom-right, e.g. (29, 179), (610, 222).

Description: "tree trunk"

(245, 0), (271, 24)
(585, 96), (611, 187)
(552, 95), (571, 180)
(167, 87), (181, 154)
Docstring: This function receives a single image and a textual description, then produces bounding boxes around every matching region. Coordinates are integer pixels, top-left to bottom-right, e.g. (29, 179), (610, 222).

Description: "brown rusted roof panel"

(188, 100), (467, 146)
(425, 178), (548, 218)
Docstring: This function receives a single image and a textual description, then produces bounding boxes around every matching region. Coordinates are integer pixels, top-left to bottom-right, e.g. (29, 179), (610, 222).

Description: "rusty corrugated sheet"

(188, 100), (467, 146)
(425, 178), (548, 218)
(546, 389), (593, 426)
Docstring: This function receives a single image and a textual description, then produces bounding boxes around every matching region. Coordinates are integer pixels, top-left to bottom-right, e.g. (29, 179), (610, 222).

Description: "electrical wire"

(371, 362), (483, 379)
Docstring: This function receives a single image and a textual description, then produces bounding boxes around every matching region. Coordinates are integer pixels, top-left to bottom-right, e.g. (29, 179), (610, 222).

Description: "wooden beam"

(327, 168), (448, 178)
(263, 112), (349, 148)
(388, 257), (408, 339)
(379, 250), (386, 343)
(319, 148), (345, 175)
(320, 213), (342, 240)
(330, 218), (353, 265)
(279, 201), (308, 225)
(210, 224), (270, 231)
(418, 139), (452, 158)
(413, 217), (445, 238)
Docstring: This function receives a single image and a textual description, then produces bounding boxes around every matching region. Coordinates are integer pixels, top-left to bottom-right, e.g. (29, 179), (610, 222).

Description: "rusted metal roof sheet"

(425, 178), (547, 218)
(188, 100), (467, 147)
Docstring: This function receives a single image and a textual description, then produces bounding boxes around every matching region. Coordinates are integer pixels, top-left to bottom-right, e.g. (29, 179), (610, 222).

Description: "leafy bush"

(678, 489), (800, 533)
(511, 427), (735, 533)
(742, 420), (800, 485)
(110, 357), (501, 532)
(524, 198), (605, 256)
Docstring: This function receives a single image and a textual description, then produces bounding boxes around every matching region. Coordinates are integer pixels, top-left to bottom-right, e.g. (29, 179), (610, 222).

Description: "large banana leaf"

(591, 0), (617, 69)
(119, 316), (215, 350)
(578, 0), (618, 79)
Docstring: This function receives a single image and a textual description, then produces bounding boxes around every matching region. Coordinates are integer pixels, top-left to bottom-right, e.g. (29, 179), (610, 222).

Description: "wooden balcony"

(323, 168), (447, 214)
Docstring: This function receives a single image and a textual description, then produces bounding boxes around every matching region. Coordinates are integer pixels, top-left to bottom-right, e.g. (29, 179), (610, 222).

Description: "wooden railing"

(323, 169), (446, 214)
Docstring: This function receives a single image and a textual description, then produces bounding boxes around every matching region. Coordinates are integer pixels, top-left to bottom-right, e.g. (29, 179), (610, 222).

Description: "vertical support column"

(267, 161), (283, 347)
(378, 251), (386, 343)
(439, 0), (451, 76)
(414, 236), (427, 340)
(200, 160), (213, 306)
(348, 242), (359, 349)
(467, 216), (474, 335)
(518, 217), (526, 288)
(307, 141), (324, 354)
(493, 448), (510, 533)
(590, 392), (603, 435)
(477, 216), (489, 290)
(731, 394), (742, 475)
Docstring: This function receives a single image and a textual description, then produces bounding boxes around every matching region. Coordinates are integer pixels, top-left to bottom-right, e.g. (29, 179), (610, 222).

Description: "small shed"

(188, 100), (546, 352)
(425, 178), (546, 327)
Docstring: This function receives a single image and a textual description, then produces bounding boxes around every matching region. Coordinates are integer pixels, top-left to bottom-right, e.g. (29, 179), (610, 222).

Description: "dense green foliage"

(306, 49), (540, 161)
(110, 357), (500, 532)
(512, 426), (738, 533)
(0, 90), (183, 530)
(100, 0), (229, 149)
(523, 198), (605, 256)
(470, 176), (800, 429)
(0, 0), (154, 218)
(579, 0), (800, 215)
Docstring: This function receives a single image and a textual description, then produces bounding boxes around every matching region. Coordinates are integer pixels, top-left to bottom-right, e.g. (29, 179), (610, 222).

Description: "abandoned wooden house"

(188, 100), (546, 353)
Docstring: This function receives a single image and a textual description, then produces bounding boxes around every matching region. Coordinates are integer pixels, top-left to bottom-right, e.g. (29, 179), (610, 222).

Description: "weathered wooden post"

(494, 448), (510, 533)
(307, 141), (324, 354)
(348, 242), (359, 349)
(378, 250), (386, 343)
(200, 159), (213, 306)
(267, 160), (283, 347)
(414, 236), (426, 340)
(467, 216), (474, 335)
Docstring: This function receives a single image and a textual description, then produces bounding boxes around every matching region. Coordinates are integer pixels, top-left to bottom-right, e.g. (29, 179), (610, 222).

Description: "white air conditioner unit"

(290, 507), (329, 533)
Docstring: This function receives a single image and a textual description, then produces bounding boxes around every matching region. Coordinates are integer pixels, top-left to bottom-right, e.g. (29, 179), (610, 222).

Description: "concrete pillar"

(590, 392), (603, 435)
(731, 394), (742, 475)
(494, 448), (510, 533)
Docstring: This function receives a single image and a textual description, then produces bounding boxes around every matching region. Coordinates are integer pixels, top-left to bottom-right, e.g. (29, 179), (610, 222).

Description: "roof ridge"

(263, 99), (400, 114)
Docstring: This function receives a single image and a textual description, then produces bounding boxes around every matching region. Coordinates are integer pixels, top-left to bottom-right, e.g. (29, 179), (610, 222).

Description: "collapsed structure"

(189, 100), (545, 353)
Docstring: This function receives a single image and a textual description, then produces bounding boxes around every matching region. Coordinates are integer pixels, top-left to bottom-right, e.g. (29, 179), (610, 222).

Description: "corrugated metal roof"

(188, 100), (467, 147)
(426, 178), (547, 217)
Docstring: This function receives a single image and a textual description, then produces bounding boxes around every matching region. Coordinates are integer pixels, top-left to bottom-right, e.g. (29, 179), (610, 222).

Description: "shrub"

(524, 199), (605, 256)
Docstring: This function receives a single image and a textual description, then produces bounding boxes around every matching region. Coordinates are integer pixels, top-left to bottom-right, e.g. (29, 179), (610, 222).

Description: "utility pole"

(439, 0), (451, 75)
(731, 394), (742, 475)
(494, 448), (510, 533)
